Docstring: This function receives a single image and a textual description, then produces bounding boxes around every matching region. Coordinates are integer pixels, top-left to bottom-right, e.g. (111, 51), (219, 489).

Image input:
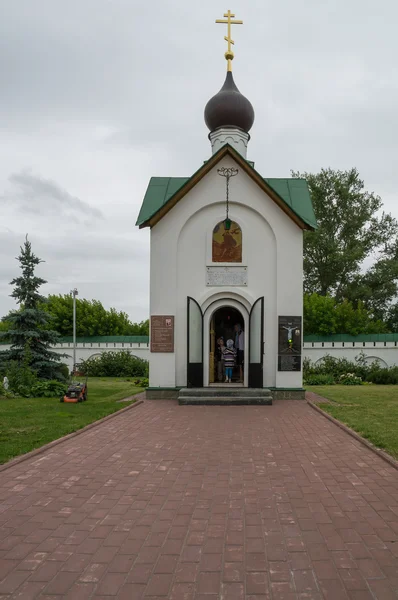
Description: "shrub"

(80, 351), (149, 378)
(339, 373), (362, 385)
(6, 359), (38, 397)
(304, 353), (398, 385)
(366, 368), (398, 385)
(304, 374), (335, 386)
(30, 380), (67, 397)
(304, 352), (376, 381)
(58, 363), (70, 381)
(133, 377), (149, 388)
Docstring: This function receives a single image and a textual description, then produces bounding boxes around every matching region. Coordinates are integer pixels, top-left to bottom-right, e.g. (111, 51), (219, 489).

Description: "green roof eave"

(264, 178), (317, 230)
(136, 177), (189, 227)
(4, 334), (395, 345)
(59, 336), (149, 344)
(136, 144), (317, 230)
(303, 333), (398, 343)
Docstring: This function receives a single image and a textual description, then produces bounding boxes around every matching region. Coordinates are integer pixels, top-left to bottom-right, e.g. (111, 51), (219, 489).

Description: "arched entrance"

(187, 295), (264, 388)
(209, 306), (244, 385)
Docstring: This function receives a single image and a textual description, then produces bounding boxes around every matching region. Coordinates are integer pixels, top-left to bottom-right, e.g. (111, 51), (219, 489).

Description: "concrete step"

(179, 387), (271, 398)
(178, 387), (273, 406)
(179, 396), (272, 406)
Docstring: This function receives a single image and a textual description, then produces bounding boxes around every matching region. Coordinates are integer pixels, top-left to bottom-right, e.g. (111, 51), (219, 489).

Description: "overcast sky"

(1, 0), (397, 322)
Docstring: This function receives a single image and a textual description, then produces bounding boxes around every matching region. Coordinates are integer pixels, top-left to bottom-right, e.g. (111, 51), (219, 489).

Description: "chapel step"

(178, 387), (272, 405)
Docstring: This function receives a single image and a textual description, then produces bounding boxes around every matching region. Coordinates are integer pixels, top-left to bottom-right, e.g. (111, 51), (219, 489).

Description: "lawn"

(0, 378), (142, 465)
(309, 385), (398, 460)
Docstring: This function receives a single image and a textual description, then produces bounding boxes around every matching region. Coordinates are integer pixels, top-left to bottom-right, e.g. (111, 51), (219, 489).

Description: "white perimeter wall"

(2, 341), (396, 373)
(0, 342), (149, 372)
(303, 342), (398, 368)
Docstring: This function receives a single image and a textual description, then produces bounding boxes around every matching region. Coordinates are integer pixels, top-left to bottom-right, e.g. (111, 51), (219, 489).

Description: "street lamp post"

(71, 288), (78, 373)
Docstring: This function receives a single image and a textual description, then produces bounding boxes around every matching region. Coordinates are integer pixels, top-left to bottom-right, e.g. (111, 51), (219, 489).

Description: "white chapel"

(136, 11), (316, 402)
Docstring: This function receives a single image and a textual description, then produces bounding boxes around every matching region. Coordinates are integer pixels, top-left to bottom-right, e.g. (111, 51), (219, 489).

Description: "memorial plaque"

(278, 355), (301, 372)
(278, 316), (302, 372)
(151, 315), (174, 353)
(206, 266), (247, 287)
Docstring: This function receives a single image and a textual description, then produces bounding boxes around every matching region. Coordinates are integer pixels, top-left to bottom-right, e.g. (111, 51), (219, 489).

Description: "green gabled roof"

(136, 145), (317, 230)
(264, 178), (317, 230)
(136, 177), (189, 227)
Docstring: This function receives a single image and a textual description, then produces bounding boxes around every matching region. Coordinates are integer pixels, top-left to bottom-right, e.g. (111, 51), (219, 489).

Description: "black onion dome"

(204, 71), (255, 133)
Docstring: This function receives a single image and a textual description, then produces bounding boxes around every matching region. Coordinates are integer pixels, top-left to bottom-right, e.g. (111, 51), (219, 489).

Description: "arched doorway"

(187, 295), (264, 388)
(209, 307), (244, 385)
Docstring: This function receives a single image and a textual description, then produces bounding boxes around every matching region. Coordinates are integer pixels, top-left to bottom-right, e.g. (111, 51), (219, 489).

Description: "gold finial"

(216, 10), (243, 72)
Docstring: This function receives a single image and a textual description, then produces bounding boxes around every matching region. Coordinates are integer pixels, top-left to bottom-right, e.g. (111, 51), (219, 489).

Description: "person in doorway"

(223, 339), (236, 383)
(215, 337), (225, 382)
(234, 323), (244, 382)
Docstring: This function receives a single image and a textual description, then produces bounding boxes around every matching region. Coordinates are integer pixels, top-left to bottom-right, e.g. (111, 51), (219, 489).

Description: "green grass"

(0, 378), (142, 465)
(309, 385), (398, 460)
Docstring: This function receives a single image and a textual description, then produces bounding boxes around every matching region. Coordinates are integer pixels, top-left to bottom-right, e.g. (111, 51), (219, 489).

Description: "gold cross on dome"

(216, 10), (243, 72)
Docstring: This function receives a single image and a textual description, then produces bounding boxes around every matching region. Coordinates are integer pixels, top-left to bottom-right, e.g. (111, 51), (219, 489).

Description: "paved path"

(0, 400), (398, 600)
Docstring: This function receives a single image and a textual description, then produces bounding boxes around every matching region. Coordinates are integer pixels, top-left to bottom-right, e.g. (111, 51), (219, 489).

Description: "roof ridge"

(136, 145), (316, 230)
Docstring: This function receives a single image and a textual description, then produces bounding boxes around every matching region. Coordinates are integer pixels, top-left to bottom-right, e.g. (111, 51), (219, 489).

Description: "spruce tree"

(0, 236), (66, 379)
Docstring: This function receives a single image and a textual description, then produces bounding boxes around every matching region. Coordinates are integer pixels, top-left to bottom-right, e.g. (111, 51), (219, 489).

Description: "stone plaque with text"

(206, 266), (247, 287)
(278, 355), (301, 372)
(151, 315), (174, 353)
(278, 316), (302, 372)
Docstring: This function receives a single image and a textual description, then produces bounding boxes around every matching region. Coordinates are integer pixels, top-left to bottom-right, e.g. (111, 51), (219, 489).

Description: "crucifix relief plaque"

(278, 316), (302, 371)
(150, 316), (174, 353)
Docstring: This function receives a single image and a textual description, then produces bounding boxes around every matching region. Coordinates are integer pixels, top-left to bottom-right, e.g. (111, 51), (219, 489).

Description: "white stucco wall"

(2, 340), (396, 375)
(303, 342), (398, 368)
(0, 342), (149, 372)
(149, 153), (303, 389)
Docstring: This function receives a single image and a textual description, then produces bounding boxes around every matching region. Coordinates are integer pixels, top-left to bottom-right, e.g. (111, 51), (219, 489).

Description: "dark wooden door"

(187, 297), (203, 387)
(248, 297), (264, 388)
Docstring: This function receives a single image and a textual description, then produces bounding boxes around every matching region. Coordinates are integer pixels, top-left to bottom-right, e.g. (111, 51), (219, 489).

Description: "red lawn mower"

(60, 377), (88, 403)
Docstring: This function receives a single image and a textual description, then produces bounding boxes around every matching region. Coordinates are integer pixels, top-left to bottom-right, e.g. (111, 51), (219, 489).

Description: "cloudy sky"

(1, 0), (397, 322)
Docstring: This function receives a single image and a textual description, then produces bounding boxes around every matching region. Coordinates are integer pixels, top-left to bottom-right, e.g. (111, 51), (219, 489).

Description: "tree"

(304, 293), (388, 336)
(293, 168), (398, 306)
(129, 320), (149, 336)
(304, 293), (337, 336)
(41, 295), (149, 337)
(0, 320), (10, 335)
(0, 237), (65, 379)
(345, 255), (398, 322)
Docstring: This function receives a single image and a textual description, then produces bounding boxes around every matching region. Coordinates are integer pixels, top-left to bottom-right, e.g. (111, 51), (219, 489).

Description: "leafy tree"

(304, 293), (388, 336)
(0, 237), (66, 379)
(304, 293), (337, 336)
(0, 320), (10, 339)
(345, 256), (398, 322)
(386, 303), (398, 332)
(129, 320), (149, 336)
(41, 295), (149, 337)
(293, 168), (398, 305)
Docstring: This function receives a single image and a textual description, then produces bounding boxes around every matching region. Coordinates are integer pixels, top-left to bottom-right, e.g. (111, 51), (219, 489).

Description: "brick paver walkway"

(0, 400), (398, 600)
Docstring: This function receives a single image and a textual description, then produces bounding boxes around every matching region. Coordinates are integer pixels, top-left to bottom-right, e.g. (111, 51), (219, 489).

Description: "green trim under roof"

(303, 333), (398, 343)
(59, 336), (149, 344)
(135, 147), (317, 229)
(2, 334), (398, 346)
